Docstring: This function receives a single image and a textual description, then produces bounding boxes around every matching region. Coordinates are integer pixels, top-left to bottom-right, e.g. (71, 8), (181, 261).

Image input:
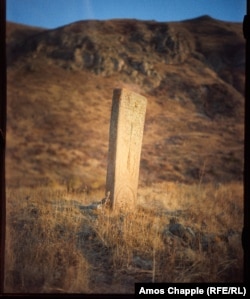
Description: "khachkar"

(105, 88), (147, 210)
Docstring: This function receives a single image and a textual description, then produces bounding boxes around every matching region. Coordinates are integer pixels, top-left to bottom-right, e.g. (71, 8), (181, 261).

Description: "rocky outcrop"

(7, 17), (244, 116)
(8, 17), (243, 83)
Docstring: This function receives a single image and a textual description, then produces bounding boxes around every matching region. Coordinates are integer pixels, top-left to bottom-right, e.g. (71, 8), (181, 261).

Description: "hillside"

(6, 16), (245, 189)
(4, 16), (245, 292)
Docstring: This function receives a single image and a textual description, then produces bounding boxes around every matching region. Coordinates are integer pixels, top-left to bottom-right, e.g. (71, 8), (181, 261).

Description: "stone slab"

(106, 88), (147, 209)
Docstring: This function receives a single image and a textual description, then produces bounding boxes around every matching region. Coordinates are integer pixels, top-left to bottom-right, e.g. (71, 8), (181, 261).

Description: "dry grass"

(4, 188), (90, 293)
(4, 181), (243, 294)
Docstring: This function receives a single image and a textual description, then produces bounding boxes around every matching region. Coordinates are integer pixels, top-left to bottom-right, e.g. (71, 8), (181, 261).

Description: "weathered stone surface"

(106, 88), (147, 210)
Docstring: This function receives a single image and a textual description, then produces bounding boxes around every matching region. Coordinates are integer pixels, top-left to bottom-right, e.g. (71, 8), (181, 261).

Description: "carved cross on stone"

(105, 88), (147, 210)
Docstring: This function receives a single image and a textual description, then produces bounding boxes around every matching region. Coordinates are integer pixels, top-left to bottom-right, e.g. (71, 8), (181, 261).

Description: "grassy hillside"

(4, 16), (245, 292)
(6, 17), (244, 188)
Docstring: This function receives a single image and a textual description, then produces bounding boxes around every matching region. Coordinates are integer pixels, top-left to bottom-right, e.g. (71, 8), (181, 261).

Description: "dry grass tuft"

(4, 181), (243, 293)
(5, 188), (89, 293)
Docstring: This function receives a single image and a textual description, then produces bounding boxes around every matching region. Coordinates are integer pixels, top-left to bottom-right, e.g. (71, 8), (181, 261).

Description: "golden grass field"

(4, 181), (243, 293)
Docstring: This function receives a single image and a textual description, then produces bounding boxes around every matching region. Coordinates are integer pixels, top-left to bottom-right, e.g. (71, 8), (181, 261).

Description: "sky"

(6, 0), (246, 29)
